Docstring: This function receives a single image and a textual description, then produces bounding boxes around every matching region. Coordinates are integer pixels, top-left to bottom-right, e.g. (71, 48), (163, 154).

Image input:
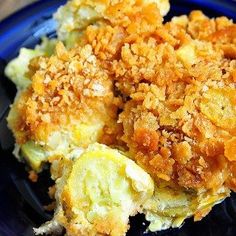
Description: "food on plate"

(5, 0), (236, 235)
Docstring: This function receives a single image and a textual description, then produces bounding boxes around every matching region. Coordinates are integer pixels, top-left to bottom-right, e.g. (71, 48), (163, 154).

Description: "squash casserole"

(5, 0), (236, 235)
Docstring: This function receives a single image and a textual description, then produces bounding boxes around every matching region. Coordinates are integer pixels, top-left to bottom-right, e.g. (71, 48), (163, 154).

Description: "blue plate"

(0, 0), (236, 235)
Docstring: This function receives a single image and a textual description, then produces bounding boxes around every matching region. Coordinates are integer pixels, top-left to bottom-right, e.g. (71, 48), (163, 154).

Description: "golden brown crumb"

(43, 202), (56, 211)
(48, 185), (56, 199)
(9, 42), (119, 143)
(9, 0), (236, 194)
(194, 207), (212, 222)
(28, 170), (38, 182)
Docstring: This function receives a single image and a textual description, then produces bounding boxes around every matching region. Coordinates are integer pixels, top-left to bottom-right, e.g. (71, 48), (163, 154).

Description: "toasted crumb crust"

(9, 0), (236, 200)
(28, 170), (38, 182)
(8, 42), (121, 144)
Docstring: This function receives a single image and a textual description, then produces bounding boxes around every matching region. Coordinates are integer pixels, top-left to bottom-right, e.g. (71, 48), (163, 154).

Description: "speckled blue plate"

(1, 0), (236, 235)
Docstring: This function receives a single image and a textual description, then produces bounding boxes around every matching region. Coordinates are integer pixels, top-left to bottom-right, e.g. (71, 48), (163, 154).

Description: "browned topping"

(48, 185), (56, 199)
(43, 202), (56, 211)
(10, 43), (118, 143)
(9, 1), (236, 193)
(28, 170), (38, 182)
(133, 128), (159, 152)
